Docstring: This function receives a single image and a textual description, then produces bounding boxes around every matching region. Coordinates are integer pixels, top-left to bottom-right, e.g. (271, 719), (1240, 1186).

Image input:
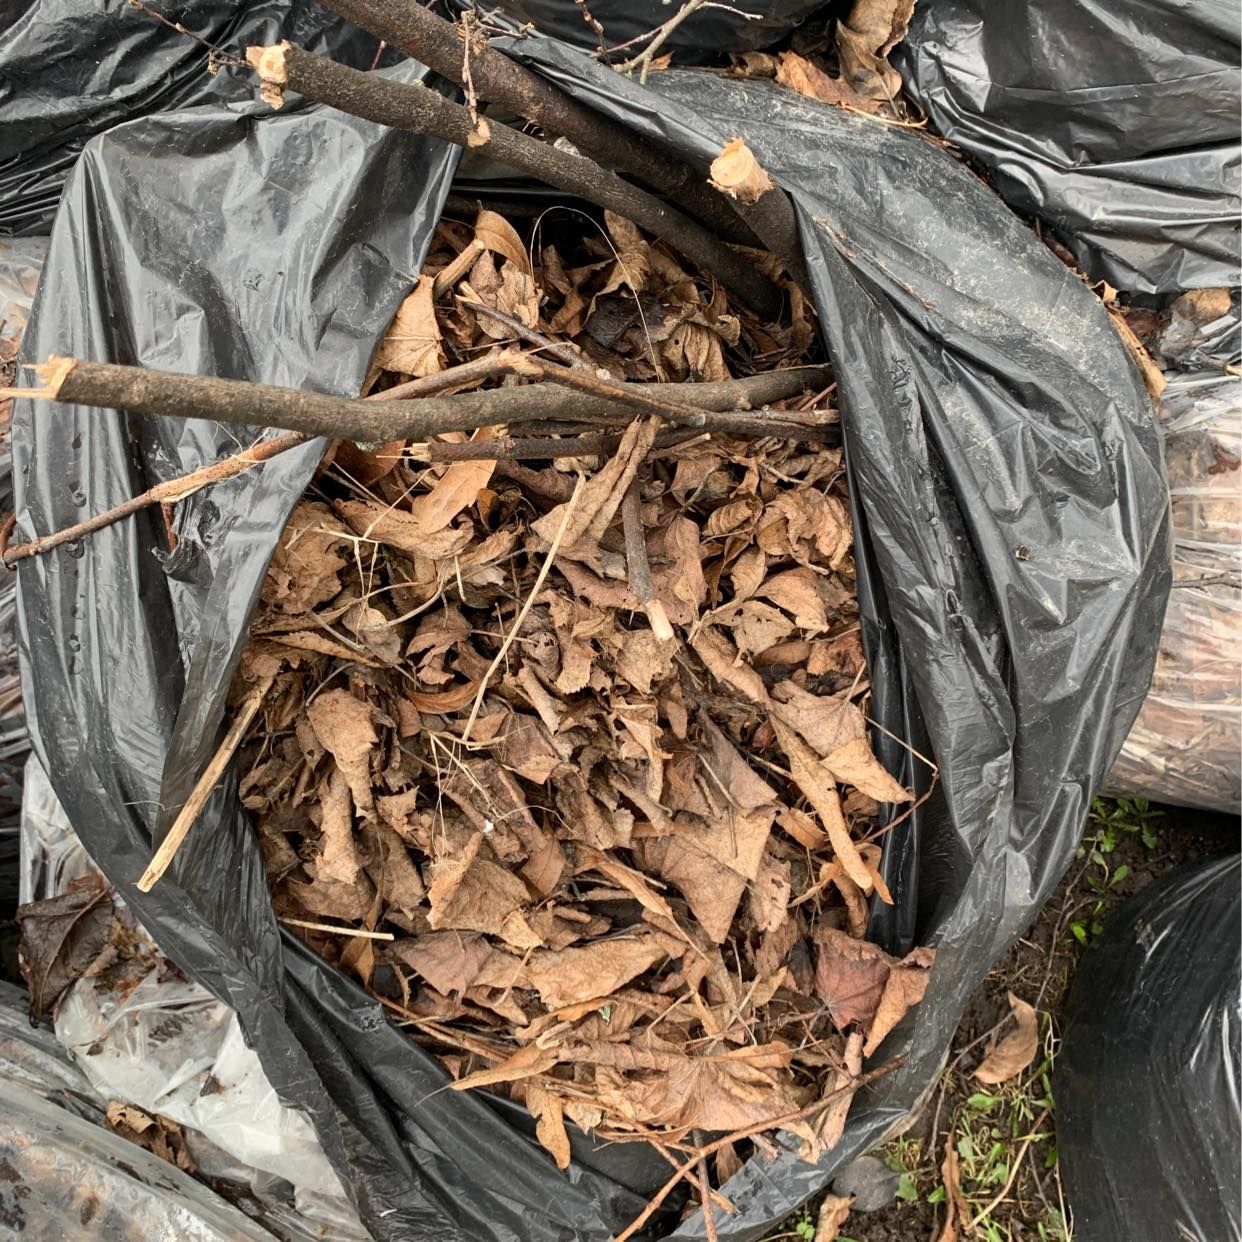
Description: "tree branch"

(318, 0), (799, 260)
(16, 357), (829, 443)
(249, 42), (784, 321)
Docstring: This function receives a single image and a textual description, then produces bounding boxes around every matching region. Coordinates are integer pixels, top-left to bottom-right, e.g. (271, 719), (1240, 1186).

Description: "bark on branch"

(319, 0), (802, 269)
(248, 42), (783, 321)
(17, 357), (831, 443)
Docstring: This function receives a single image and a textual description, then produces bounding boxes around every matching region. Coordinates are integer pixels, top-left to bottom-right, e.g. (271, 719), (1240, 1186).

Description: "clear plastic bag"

(16, 764), (367, 1241)
(1106, 291), (1241, 816)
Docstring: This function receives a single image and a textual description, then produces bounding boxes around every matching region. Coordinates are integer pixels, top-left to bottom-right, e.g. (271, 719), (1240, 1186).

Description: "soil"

(831, 802), (1238, 1242)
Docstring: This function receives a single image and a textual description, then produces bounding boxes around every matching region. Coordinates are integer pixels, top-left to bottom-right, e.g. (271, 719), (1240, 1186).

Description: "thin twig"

(697, 1151), (720, 1242)
(426, 426), (704, 463)
(281, 917), (395, 941)
(460, 472), (585, 741)
(464, 299), (590, 370)
(365, 346), (521, 402)
(136, 674), (276, 892)
(2, 432), (306, 566)
(622, 479), (675, 641)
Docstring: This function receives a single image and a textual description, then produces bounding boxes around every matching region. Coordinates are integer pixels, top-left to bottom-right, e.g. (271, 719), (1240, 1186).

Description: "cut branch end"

(247, 41), (290, 109)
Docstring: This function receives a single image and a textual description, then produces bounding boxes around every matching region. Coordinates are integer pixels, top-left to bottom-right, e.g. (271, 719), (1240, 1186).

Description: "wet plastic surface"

(10, 30), (1169, 1242)
(898, 0), (1242, 295)
(0, 0), (391, 237)
(1057, 855), (1242, 1242)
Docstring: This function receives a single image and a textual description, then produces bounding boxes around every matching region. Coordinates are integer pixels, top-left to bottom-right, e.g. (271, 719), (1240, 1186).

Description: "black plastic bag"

(470, 0), (826, 55)
(0, 0), (391, 237)
(12, 31), (1170, 1242)
(1057, 855), (1241, 1242)
(897, 0), (1242, 295)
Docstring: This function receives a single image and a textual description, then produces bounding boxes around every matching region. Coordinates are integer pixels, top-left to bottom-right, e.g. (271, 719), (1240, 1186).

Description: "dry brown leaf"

(709, 137), (775, 205)
(263, 501), (349, 616)
(307, 689), (378, 818)
(449, 1041), (559, 1092)
(426, 832), (529, 935)
(748, 850), (792, 934)
(336, 498), (473, 561)
(390, 931), (491, 997)
(864, 948), (934, 1055)
(813, 927), (893, 1030)
(524, 936), (669, 1009)
(316, 769), (364, 885)
(771, 680), (866, 757)
(374, 275), (444, 377)
(533, 418), (659, 553)
(409, 453), (495, 533)
(814, 1192), (854, 1241)
(692, 625), (770, 705)
(729, 600), (795, 656)
(474, 208), (531, 271)
(937, 1140), (967, 1242)
(974, 992), (1039, 1084)
(645, 836), (749, 944)
(771, 717), (871, 889)
(776, 50), (881, 115)
(612, 1044), (803, 1132)
(527, 1083), (572, 1169)
(815, 1029), (863, 1155)
(758, 567), (830, 632)
(822, 737), (912, 803)
(836, 0), (915, 102)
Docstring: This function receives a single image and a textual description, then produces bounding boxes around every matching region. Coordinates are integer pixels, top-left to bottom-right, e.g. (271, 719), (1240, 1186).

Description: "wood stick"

(622, 479), (675, 641)
(280, 917), (395, 941)
(318, 0), (778, 252)
(2, 431), (307, 566)
(464, 300), (590, 370)
(17, 356), (829, 443)
(364, 348), (523, 402)
(613, 1056), (905, 1242)
(136, 674), (276, 892)
(248, 43), (784, 321)
(431, 238), (486, 299)
(425, 427), (704, 462)
(524, 356), (709, 426)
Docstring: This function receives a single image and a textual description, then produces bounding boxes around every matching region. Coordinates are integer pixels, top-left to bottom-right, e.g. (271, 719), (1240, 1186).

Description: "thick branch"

(19, 358), (830, 443)
(319, 0), (793, 255)
(250, 43), (783, 321)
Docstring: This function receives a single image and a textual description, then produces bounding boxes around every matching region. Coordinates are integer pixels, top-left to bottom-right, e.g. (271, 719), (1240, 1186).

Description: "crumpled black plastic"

(1057, 854), (1241, 1242)
(12, 28), (1170, 1242)
(471, 0), (825, 56)
(0, 0), (392, 237)
(897, 0), (1242, 296)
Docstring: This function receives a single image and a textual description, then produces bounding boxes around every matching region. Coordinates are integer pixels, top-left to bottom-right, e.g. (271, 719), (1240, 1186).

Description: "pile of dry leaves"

(235, 203), (933, 1216)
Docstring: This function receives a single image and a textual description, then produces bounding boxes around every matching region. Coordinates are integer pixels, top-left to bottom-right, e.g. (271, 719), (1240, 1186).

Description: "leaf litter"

(233, 204), (936, 1220)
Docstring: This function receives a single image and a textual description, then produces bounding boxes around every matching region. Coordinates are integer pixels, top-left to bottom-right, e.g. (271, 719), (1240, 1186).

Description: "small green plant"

(793, 1209), (815, 1241)
(882, 1135), (928, 1203)
(1071, 798), (1162, 943)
